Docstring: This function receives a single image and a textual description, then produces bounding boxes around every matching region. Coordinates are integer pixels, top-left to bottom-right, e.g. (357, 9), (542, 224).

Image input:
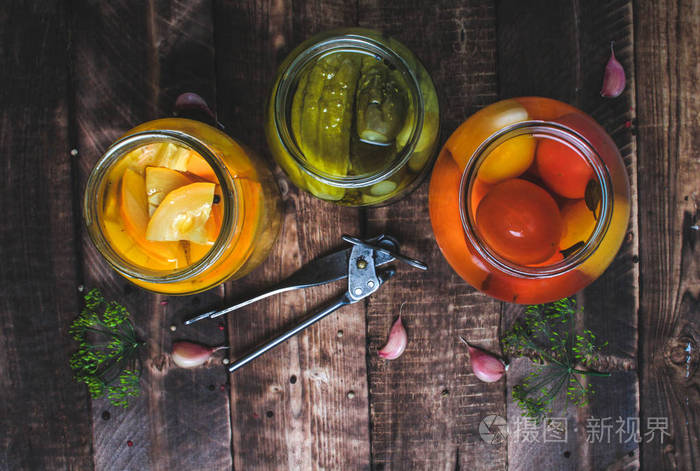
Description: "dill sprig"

(501, 298), (609, 421)
(69, 289), (143, 408)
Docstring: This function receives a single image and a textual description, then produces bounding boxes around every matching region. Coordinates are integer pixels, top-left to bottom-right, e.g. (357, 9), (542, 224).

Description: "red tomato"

(476, 179), (563, 265)
(536, 138), (594, 199)
(470, 179), (493, 218)
(529, 251), (564, 267)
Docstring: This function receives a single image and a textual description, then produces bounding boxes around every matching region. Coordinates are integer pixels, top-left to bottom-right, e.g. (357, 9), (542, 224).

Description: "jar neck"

(272, 30), (424, 189)
(84, 129), (238, 283)
(459, 121), (614, 278)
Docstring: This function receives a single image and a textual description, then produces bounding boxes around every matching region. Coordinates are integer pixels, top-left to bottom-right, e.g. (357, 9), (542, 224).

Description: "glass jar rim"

(83, 129), (237, 284)
(458, 120), (614, 278)
(271, 30), (425, 189)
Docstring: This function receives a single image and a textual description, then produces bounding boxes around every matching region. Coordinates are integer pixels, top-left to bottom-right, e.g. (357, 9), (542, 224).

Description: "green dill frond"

(501, 297), (609, 421)
(68, 289), (142, 408)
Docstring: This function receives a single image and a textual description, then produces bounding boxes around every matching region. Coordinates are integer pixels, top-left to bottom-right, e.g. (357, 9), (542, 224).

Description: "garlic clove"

(378, 314), (407, 360)
(460, 337), (506, 382)
(600, 42), (626, 98)
(174, 92), (217, 120)
(171, 340), (228, 368)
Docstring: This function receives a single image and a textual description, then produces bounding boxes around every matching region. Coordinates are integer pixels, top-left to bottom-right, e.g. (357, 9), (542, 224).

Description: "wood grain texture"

(635, 0), (700, 469)
(71, 1), (231, 469)
(497, 1), (640, 470)
(501, 301), (582, 471)
(575, 3), (640, 470)
(359, 2), (505, 470)
(2, 1), (695, 469)
(0, 2), (94, 469)
(214, 1), (371, 469)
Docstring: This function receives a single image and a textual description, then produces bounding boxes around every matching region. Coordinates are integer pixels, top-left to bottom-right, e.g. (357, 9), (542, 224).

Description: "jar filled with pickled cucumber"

(84, 118), (282, 295)
(266, 28), (440, 206)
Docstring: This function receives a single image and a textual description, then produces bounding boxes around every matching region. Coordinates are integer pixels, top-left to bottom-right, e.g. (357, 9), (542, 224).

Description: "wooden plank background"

(0, 2), (93, 469)
(635, 1), (699, 470)
(0, 0), (697, 470)
(497, 2), (641, 471)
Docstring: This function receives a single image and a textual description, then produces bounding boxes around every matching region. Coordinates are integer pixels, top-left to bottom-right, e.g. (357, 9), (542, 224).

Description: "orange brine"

(429, 98), (630, 304)
(85, 118), (281, 294)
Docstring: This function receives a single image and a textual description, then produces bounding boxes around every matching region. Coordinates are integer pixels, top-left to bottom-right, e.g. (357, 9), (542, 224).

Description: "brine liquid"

(470, 134), (598, 268)
(429, 97), (630, 304)
(268, 34), (440, 206)
(100, 141), (225, 271)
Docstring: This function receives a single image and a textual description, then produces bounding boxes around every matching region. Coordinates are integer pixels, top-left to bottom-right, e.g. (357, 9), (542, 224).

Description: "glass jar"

(429, 98), (630, 304)
(266, 28), (439, 206)
(84, 118), (282, 294)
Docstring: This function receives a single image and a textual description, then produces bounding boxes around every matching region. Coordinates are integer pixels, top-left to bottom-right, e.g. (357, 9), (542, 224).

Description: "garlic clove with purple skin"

(378, 314), (407, 360)
(174, 92), (217, 120)
(171, 341), (229, 368)
(460, 337), (507, 382)
(600, 42), (626, 98)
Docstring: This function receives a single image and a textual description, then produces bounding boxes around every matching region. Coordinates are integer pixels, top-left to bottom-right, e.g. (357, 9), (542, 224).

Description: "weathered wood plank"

(575, 2), (640, 470)
(72, 1), (156, 465)
(71, 1), (231, 469)
(0, 2), (94, 469)
(634, 0), (700, 469)
(497, 1), (640, 470)
(213, 1), (371, 469)
(359, 2), (505, 469)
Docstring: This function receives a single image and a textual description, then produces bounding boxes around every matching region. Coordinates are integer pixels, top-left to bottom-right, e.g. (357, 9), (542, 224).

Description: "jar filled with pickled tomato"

(266, 28), (439, 206)
(84, 118), (282, 295)
(429, 98), (630, 304)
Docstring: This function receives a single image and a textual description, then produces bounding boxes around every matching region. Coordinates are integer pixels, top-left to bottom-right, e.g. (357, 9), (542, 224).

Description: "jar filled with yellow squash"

(84, 118), (281, 294)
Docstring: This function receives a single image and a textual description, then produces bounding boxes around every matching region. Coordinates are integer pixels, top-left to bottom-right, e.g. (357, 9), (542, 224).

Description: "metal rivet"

(356, 258), (367, 269)
(347, 391), (355, 399)
(367, 280), (375, 288)
(354, 288), (363, 295)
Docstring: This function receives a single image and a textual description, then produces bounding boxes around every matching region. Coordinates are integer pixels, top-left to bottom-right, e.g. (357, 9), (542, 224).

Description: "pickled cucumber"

(285, 47), (437, 205)
(355, 57), (407, 144)
(290, 53), (361, 200)
(349, 135), (396, 175)
(395, 69), (439, 173)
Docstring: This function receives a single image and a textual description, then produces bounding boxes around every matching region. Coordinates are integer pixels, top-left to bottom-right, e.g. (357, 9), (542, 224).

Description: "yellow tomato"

(445, 99), (530, 170)
(559, 199), (596, 249)
(477, 134), (536, 183)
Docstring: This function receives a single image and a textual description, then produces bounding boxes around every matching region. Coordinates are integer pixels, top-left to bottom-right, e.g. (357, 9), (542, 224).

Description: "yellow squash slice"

(146, 182), (215, 244)
(145, 166), (193, 216)
(119, 169), (186, 266)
